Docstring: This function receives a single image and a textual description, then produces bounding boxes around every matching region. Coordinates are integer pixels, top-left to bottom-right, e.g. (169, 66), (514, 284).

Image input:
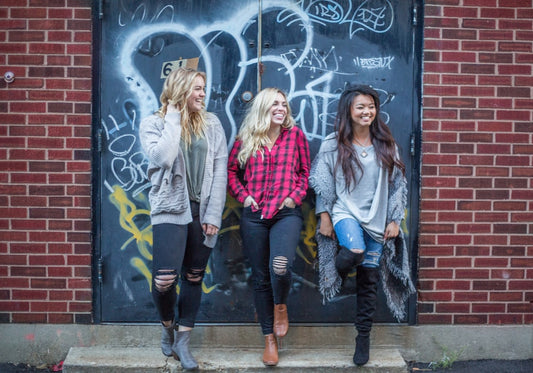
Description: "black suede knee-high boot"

(353, 266), (380, 366)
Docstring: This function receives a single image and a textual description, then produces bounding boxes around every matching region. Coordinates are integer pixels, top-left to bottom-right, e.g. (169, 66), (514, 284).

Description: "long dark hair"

(334, 84), (405, 191)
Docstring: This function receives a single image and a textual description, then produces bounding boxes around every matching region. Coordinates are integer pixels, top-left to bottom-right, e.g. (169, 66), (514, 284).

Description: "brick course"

(0, 1), (532, 325)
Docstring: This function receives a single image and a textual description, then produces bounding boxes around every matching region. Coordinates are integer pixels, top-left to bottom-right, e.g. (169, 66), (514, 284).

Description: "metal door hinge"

(410, 133), (416, 157)
(97, 128), (103, 152)
(412, 6), (418, 26)
(99, 0), (104, 20)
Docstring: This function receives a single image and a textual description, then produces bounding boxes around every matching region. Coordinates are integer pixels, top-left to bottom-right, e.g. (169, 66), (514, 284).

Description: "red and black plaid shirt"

(227, 126), (310, 219)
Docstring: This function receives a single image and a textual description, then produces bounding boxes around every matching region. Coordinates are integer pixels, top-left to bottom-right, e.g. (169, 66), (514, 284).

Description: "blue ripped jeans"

(334, 218), (383, 268)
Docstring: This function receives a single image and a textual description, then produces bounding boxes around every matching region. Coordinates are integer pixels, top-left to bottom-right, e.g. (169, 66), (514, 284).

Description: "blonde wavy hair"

(236, 88), (295, 166)
(157, 67), (207, 146)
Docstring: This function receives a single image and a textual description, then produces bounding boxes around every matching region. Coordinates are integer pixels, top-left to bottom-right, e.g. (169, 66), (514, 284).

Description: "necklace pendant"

(360, 150), (368, 158)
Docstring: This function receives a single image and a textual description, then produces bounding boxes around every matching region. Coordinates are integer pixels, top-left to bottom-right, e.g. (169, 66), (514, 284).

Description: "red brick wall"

(0, 0), (93, 323)
(0, 1), (532, 325)
(420, 0), (533, 324)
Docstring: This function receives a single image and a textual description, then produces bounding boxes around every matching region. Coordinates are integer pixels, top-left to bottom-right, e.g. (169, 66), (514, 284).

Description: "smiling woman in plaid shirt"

(227, 88), (310, 366)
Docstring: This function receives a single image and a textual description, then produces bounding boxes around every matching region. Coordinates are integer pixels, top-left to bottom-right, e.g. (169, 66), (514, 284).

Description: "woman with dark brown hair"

(310, 84), (414, 366)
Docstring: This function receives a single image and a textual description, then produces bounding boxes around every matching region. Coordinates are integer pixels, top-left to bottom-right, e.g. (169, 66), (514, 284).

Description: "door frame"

(90, 0), (424, 325)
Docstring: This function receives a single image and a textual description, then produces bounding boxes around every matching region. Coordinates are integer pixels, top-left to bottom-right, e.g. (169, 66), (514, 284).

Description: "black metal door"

(94, 0), (422, 324)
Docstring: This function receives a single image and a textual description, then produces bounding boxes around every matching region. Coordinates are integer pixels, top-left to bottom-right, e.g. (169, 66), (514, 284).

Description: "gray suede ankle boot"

(160, 322), (174, 357)
(172, 330), (198, 370)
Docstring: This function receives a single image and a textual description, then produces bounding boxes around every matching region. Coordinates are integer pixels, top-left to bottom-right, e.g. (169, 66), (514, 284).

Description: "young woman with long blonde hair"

(139, 67), (227, 370)
(227, 88), (310, 366)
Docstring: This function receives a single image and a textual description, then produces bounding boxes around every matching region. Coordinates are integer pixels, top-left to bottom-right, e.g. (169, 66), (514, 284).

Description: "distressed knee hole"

(154, 269), (177, 292)
(185, 268), (205, 283)
(273, 256), (288, 276)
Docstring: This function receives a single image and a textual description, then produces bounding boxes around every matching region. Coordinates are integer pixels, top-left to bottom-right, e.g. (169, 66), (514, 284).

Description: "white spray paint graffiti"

(354, 56), (395, 70)
(101, 0), (396, 192)
(281, 0), (393, 36)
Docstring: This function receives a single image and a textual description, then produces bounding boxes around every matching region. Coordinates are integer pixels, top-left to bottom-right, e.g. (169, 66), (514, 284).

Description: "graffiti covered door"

(94, 0), (422, 323)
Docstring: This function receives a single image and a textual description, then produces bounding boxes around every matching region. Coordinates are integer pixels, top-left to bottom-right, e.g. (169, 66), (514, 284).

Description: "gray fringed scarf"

(309, 138), (416, 321)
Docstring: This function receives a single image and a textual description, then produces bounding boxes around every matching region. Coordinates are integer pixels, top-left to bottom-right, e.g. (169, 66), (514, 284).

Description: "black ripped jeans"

(151, 201), (212, 328)
(240, 206), (303, 335)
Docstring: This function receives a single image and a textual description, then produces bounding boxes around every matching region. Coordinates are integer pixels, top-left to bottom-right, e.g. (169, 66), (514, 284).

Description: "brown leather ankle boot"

(273, 304), (288, 338)
(262, 334), (278, 366)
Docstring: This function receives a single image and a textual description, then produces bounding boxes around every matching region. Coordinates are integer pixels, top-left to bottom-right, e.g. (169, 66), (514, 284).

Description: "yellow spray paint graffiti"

(131, 257), (152, 291)
(108, 185), (406, 299)
(220, 196), (319, 267)
(108, 184), (218, 294)
(108, 185), (152, 259)
(109, 185), (153, 290)
(219, 193), (241, 235)
(297, 201), (318, 266)
(202, 266), (217, 294)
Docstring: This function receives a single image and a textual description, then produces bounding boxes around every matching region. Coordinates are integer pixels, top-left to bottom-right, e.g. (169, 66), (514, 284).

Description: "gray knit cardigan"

(309, 135), (415, 320)
(139, 111), (228, 248)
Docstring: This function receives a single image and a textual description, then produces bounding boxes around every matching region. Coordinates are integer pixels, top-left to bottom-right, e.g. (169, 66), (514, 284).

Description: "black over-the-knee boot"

(353, 266), (380, 366)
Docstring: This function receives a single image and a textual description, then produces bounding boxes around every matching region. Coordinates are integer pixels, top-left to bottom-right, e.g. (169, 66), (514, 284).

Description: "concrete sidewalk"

(2, 356), (533, 373)
(62, 346), (407, 372)
(1, 324), (531, 370)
